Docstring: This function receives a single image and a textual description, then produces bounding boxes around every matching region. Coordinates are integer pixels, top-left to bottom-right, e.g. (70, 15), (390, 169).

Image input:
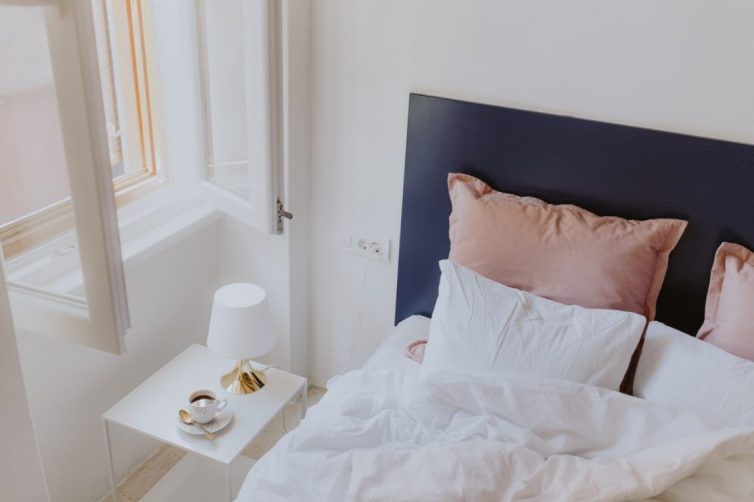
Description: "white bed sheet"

(362, 315), (428, 375)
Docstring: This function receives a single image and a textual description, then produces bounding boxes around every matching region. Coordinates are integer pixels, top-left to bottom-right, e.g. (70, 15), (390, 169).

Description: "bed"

(237, 95), (754, 501)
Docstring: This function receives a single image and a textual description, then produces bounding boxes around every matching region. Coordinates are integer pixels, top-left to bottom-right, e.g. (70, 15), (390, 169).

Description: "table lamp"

(207, 283), (276, 395)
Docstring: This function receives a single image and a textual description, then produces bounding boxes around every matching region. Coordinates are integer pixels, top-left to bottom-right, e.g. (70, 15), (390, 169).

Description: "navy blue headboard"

(395, 94), (754, 335)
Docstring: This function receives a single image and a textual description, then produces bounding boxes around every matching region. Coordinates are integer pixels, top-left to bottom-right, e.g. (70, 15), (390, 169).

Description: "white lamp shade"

(207, 283), (276, 360)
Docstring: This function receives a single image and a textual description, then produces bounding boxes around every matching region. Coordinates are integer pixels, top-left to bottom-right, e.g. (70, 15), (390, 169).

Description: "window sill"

(5, 190), (223, 296)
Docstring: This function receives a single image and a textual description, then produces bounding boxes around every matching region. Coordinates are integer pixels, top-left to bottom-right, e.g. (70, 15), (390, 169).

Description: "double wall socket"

(338, 236), (391, 262)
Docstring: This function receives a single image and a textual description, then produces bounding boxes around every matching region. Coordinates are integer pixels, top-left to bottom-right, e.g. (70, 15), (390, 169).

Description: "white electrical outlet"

(337, 236), (391, 262)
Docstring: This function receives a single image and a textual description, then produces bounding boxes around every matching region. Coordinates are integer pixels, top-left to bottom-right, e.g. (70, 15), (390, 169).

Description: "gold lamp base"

(220, 360), (268, 395)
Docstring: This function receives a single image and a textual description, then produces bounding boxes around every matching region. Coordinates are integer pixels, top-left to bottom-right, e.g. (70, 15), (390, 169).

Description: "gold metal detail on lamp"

(220, 360), (268, 395)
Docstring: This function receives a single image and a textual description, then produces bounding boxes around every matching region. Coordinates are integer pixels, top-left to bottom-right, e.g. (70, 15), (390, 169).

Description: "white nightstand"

(102, 344), (307, 501)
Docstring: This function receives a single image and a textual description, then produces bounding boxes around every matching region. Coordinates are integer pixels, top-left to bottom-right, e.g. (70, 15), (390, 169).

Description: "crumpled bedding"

(236, 369), (754, 501)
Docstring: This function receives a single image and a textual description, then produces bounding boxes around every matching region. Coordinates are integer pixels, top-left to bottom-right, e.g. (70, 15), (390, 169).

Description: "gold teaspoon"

(179, 409), (215, 440)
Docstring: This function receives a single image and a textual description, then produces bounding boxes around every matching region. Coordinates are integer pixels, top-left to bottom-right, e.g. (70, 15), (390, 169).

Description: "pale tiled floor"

(102, 386), (326, 502)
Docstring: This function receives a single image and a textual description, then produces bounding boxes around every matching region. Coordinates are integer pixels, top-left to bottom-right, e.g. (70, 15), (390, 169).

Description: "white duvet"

(237, 369), (754, 501)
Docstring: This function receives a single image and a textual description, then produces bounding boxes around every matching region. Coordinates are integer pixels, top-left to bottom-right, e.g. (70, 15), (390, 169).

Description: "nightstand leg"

(301, 381), (308, 420)
(103, 420), (118, 502)
(225, 463), (232, 501)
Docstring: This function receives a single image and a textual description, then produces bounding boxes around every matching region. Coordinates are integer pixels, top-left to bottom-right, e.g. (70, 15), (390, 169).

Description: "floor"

(102, 385), (326, 502)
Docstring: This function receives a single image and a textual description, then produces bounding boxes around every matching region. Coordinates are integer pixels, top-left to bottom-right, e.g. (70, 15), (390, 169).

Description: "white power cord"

(341, 242), (378, 374)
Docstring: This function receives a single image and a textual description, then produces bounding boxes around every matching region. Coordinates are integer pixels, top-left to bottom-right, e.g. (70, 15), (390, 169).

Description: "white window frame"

(0, 0), (164, 261)
(2, 0), (130, 354)
(195, 0), (283, 235)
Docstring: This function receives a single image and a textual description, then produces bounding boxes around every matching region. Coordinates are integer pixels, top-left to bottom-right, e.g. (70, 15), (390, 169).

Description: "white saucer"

(177, 411), (233, 435)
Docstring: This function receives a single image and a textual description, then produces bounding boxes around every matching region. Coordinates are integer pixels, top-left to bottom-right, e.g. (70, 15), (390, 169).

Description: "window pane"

(199, 0), (250, 198)
(96, 0), (156, 181)
(0, 1), (144, 229)
(0, 6), (71, 226)
(0, 4), (87, 296)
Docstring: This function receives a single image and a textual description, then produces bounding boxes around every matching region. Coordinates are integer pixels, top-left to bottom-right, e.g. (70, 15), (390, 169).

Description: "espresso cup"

(188, 390), (227, 424)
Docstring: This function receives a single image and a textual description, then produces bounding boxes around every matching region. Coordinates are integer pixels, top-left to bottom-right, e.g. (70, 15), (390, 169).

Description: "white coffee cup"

(188, 390), (227, 424)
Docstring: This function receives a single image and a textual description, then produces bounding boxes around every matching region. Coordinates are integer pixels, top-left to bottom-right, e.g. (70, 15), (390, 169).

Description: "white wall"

(0, 261), (49, 502)
(307, 0), (754, 385)
(16, 225), (221, 502)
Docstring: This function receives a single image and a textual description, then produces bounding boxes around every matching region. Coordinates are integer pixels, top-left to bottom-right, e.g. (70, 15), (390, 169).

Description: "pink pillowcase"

(405, 339), (427, 363)
(698, 243), (754, 361)
(448, 173), (687, 320)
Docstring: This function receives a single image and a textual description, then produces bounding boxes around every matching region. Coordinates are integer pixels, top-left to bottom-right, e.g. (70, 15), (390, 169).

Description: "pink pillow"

(448, 173), (687, 320)
(698, 243), (754, 360)
(405, 339), (427, 363)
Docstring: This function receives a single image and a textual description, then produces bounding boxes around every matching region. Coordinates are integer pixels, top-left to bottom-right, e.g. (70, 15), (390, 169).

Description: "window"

(0, 0), (285, 355)
(196, 0), (283, 234)
(0, 0), (162, 260)
(0, 0), (131, 354)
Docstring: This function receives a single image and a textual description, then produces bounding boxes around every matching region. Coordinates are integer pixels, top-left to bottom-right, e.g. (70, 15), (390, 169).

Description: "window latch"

(276, 199), (293, 234)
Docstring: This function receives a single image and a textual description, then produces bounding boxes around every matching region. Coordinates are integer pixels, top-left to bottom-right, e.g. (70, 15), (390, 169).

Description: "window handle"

(276, 199), (293, 234)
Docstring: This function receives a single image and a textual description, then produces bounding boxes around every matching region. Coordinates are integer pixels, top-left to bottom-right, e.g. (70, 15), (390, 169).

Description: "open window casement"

(1, 0), (130, 354)
(196, 0), (289, 235)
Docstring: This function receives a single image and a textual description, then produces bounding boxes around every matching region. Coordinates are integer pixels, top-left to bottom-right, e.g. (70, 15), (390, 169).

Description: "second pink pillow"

(698, 242), (754, 361)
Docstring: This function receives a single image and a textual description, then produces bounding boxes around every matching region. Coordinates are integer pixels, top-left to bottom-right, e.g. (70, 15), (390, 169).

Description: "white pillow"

(420, 260), (646, 390)
(635, 321), (754, 426)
